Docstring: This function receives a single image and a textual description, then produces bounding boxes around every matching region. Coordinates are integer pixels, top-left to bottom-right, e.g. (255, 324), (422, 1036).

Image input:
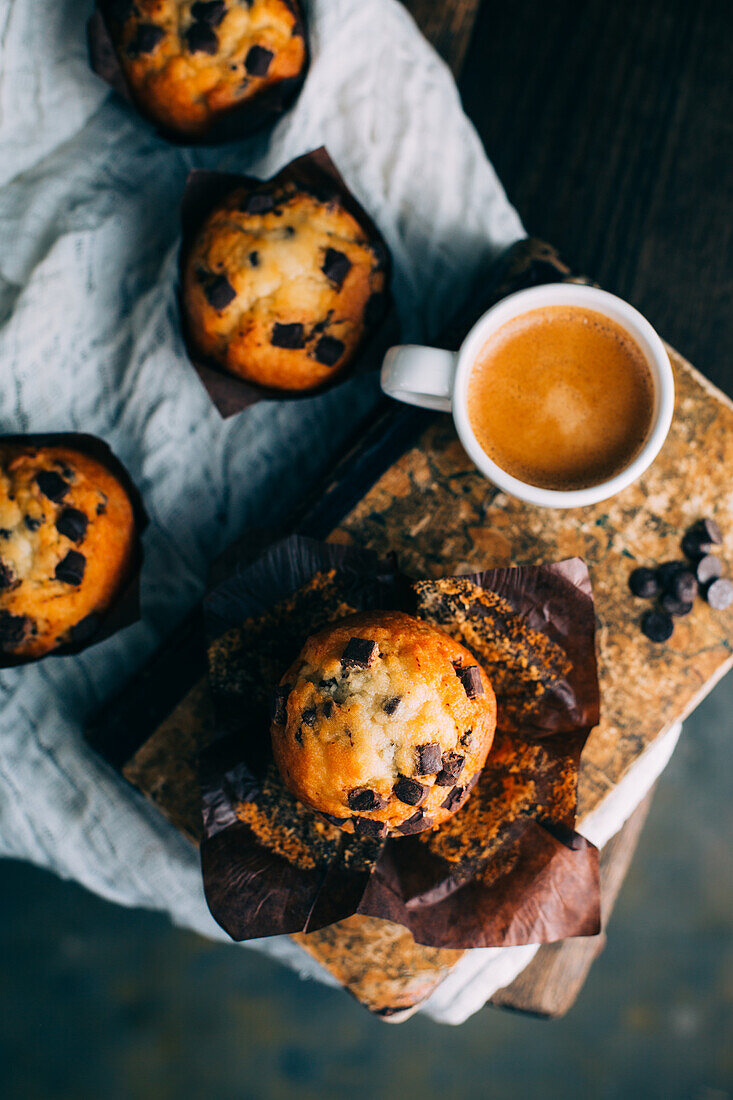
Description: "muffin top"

(103, 0), (307, 139)
(0, 445), (137, 659)
(270, 610), (497, 836)
(183, 178), (388, 391)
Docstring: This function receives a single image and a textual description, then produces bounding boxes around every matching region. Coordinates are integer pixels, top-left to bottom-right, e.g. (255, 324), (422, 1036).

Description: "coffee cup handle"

(381, 345), (457, 412)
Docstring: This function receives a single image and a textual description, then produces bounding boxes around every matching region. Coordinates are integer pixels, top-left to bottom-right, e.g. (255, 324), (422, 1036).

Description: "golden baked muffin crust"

(0, 445), (137, 659)
(271, 611), (497, 836)
(183, 179), (388, 391)
(102, 0), (307, 140)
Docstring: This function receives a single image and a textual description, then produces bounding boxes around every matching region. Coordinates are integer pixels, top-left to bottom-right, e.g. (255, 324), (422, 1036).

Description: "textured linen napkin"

(0, 0), (586, 1024)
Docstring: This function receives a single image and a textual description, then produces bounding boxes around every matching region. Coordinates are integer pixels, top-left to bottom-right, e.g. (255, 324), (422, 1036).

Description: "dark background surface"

(1, 0), (732, 1097)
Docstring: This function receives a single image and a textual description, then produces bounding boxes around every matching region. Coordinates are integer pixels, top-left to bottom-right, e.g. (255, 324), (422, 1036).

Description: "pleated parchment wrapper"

(0, 432), (146, 668)
(87, 1), (309, 145)
(199, 535), (602, 950)
(178, 148), (394, 417)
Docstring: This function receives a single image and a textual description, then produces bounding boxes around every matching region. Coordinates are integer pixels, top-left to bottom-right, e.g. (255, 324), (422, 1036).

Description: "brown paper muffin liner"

(199, 535), (601, 950)
(178, 148), (395, 416)
(87, 2), (309, 145)
(0, 432), (146, 667)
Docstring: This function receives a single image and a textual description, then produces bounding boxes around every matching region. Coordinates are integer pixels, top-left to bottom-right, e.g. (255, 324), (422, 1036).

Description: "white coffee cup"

(380, 283), (674, 508)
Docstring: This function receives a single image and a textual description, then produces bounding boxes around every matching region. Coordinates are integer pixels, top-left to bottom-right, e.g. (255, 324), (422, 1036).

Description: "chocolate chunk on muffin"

(0, 444), (137, 659)
(101, 0), (307, 141)
(270, 610), (496, 836)
(183, 175), (388, 392)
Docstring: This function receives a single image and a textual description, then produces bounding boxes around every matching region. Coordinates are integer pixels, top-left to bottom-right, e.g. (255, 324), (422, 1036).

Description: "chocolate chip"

(245, 45), (274, 76)
(669, 569), (698, 604)
(657, 561), (687, 591)
(272, 684), (290, 725)
(341, 637), (378, 670)
(396, 810), (433, 835)
(128, 23), (165, 56)
(415, 742), (441, 775)
(353, 816), (386, 838)
(249, 251), (260, 267)
(56, 508), (88, 544)
(0, 562), (15, 589)
(364, 292), (385, 328)
(0, 529), (9, 539)
(321, 812), (348, 826)
(696, 554), (723, 586)
(435, 751), (465, 786)
(0, 611), (32, 647)
(697, 518), (723, 546)
(96, 495), (107, 516)
(456, 664), (483, 698)
(294, 727), (303, 746)
(705, 578), (733, 610)
(24, 515), (42, 532)
(321, 248), (352, 288)
(322, 700), (334, 718)
(301, 707), (317, 726)
(319, 677), (338, 690)
(314, 336), (345, 367)
(191, 0), (226, 25)
(242, 192), (274, 215)
(628, 567), (659, 599)
(441, 786), (465, 811)
(36, 470), (69, 503)
(271, 322), (305, 349)
(393, 776), (427, 806)
(382, 696), (401, 715)
(347, 788), (384, 812)
(185, 21), (218, 53)
(641, 610), (674, 642)
(55, 550), (86, 586)
(204, 274), (236, 311)
(659, 594), (693, 617)
(459, 729), (472, 747)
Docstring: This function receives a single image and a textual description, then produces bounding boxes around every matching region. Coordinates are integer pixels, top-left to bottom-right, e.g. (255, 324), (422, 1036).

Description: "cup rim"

(451, 284), (675, 508)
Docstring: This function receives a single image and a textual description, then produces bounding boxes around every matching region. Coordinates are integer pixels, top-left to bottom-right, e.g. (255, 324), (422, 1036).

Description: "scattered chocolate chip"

(294, 727), (303, 746)
(364, 292), (385, 328)
(456, 664), (483, 698)
(249, 251), (260, 267)
(185, 21), (218, 53)
(657, 561), (687, 591)
(641, 609), (674, 643)
(0, 529), (9, 539)
(628, 567), (659, 599)
(283, 225), (296, 238)
(441, 786), (465, 811)
(393, 776), (427, 806)
(245, 44), (274, 76)
(191, 0), (226, 25)
(347, 788), (384, 812)
(56, 508), (88, 544)
(301, 707), (317, 726)
(460, 729), (472, 747)
(353, 816), (386, 838)
(696, 554), (723, 586)
(435, 751), (465, 786)
(415, 742), (442, 775)
(243, 192), (274, 215)
(382, 696), (401, 715)
(669, 569), (698, 604)
(321, 248), (352, 288)
(271, 322), (305, 349)
(322, 700), (334, 718)
(396, 810), (433, 835)
(128, 23), (165, 56)
(705, 578), (733, 610)
(659, 594), (693, 617)
(321, 812), (348, 826)
(341, 637), (378, 670)
(272, 684), (290, 725)
(36, 470), (69, 503)
(54, 550), (86, 586)
(695, 518), (723, 546)
(314, 336), (345, 367)
(204, 274), (236, 311)
(0, 611), (32, 647)
(23, 515), (42, 532)
(681, 529), (713, 560)
(96, 495), (108, 516)
(0, 562), (15, 589)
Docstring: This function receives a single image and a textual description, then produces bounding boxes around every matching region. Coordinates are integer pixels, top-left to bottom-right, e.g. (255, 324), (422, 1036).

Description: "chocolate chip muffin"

(182, 176), (388, 392)
(101, 0), (307, 140)
(0, 444), (137, 659)
(270, 611), (497, 837)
